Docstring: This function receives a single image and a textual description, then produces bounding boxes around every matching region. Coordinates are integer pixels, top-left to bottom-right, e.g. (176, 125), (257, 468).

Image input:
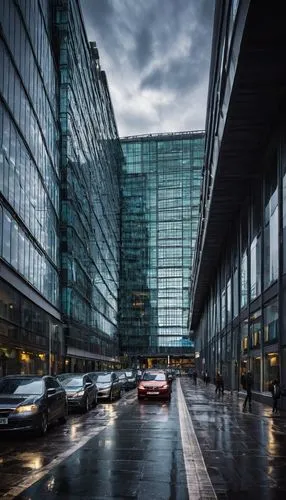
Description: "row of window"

(0, 36), (59, 181)
(58, 0), (121, 341)
(0, 0), (58, 139)
(0, 205), (59, 306)
(120, 137), (204, 349)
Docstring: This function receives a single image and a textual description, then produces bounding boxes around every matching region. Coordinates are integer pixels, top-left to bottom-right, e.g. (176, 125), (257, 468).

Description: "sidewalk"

(180, 376), (286, 499)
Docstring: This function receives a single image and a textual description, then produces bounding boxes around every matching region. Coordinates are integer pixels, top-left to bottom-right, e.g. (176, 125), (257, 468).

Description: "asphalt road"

(1, 379), (286, 499)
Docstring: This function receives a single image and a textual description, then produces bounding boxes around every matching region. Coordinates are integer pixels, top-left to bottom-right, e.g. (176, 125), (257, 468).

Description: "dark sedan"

(88, 372), (121, 401)
(58, 374), (97, 412)
(0, 375), (68, 436)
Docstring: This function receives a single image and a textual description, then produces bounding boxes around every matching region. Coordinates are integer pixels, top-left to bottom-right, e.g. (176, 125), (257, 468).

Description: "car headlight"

(15, 404), (39, 414)
(74, 390), (84, 397)
(162, 385), (169, 389)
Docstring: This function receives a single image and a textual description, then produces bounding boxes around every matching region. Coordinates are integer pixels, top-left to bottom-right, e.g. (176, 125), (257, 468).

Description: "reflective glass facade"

(0, 0), (122, 373)
(191, 0), (286, 403)
(0, 0), (61, 374)
(0, 0), (60, 305)
(120, 132), (204, 357)
(55, 0), (122, 361)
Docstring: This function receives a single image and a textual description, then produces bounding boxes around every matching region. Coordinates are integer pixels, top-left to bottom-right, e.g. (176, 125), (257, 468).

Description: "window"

(264, 161), (278, 288)
(264, 299), (278, 343)
(249, 310), (262, 349)
(2, 210), (11, 262)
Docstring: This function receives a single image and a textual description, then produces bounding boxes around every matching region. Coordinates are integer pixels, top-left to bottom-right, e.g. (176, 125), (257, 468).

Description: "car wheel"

(37, 412), (48, 436)
(59, 404), (68, 424)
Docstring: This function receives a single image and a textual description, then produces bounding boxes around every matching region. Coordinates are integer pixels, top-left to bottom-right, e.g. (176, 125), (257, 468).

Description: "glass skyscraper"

(120, 132), (204, 365)
(0, 0), (122, 376)
(55, 0), (122, 371)
(0, 0), (61, 375)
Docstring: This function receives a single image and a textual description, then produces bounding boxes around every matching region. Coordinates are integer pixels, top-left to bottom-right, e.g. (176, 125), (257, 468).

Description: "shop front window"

(264, 299), (278, 344)
(264, 352), (279, 391)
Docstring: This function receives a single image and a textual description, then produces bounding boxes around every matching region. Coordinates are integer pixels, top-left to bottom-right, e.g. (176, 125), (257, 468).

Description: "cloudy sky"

(80, 0), (214, 138)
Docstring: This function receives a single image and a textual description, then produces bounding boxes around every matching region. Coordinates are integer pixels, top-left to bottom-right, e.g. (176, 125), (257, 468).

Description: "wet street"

(0, 378), (286, 499)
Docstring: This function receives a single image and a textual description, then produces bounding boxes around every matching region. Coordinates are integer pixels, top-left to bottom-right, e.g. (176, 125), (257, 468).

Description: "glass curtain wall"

(55, 0), (122, 359)
(120, 132), (204, 356)
(0, 0), (60, 306)
(195, 145), (285, 393)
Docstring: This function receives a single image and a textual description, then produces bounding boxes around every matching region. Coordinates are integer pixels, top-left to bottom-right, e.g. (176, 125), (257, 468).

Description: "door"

(45, 377), (62, 421)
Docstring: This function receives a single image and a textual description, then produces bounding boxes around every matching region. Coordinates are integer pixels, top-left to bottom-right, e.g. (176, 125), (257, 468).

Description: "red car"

(137, 371), (171, 400)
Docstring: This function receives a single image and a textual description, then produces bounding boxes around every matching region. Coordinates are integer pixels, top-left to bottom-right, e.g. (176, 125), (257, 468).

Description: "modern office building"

(120, 132), (204, 369)
(0, 0), (122, 375)
(190, 1), (286, 404)
(0, 0), (62, 375)
(55, 0), (122, 372)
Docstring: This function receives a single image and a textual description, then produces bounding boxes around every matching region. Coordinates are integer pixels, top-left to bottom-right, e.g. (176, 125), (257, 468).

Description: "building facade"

(0, 0), (122, 375)
(190, 1), (286, 404)
(120, 132), (204, 368)
(0, 0), (62, 376)
(55, 0), (122, 372)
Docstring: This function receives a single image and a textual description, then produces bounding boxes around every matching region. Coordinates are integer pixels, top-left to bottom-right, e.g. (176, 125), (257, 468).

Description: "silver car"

(88, 372), (121, 401)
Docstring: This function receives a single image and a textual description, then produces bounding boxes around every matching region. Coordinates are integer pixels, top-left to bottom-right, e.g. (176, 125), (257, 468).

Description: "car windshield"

(119, 374), (125, 379)
(60, 377), (83, 388)
(125, 372), (133, 377)
(142, 373), (166, 381)
(95, 374), (112, 383)
(0, 378), (43, 395)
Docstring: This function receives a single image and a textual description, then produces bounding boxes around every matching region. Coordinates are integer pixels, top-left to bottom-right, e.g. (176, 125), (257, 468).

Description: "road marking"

(177, 379), (217, 500)
(2, 420), (114, 499)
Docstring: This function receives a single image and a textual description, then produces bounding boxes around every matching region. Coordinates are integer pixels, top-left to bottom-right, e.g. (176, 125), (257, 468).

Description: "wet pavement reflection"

(0, 387), (188, 499)
(180, 377), (286, 499)
(1, 379), (286, 499)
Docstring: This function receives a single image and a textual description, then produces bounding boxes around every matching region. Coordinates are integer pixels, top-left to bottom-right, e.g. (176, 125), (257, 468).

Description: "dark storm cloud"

(80, 0), (214, 136)
(133, 25), (153, 70)
(80, 0), (114, 34)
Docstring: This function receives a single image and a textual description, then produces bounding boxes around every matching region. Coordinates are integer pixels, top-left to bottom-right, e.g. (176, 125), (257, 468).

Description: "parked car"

(89, 372), (121, 401)
(116, 371), (129, 392)
(58, 373), (97, 412)
(124, 370), (137, 389)
(137, 370), (171, 401)
(0, 375), (68, 436)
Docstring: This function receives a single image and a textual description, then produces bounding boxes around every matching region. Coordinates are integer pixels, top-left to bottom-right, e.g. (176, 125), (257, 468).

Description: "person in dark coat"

(242, 371), (253, 411)
(270, 379), (281, 414)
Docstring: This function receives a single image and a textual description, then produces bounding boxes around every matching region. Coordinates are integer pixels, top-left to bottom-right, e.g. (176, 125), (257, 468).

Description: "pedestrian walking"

(193, 370), (197, 385)
(215, 372), (223, 394)
(204, 370), (210, 385)
(270, 379), (281, 414)
(242, 370), (253, 411)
